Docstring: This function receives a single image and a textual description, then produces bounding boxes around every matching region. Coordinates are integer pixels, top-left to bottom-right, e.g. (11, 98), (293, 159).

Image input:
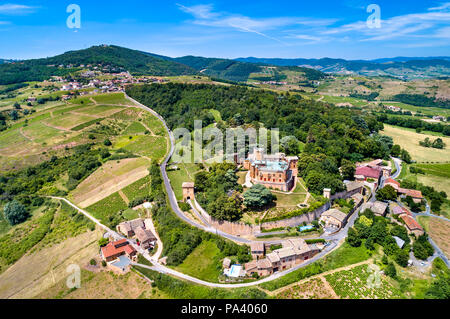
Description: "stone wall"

(193, 198), (258, 236)
(193, 187), (363, 236)
(260, 202), (331, 231)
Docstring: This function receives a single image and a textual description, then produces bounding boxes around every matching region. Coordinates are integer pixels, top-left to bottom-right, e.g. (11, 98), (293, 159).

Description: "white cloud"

(0, 4), (36, 15)
(428, 2), (450, 11)
(177, 3), (336, 45)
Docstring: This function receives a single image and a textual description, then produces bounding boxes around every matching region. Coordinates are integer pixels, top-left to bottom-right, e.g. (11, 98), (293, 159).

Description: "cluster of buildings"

(391, 204), (424, 237)
(243, 239), (322, 277)
(354, 159), (391, 187)
(320, 182), (365, 231)
(117, 218), (157, 250)
(384, 178), (424, 204)
(243, 148), (299, 192)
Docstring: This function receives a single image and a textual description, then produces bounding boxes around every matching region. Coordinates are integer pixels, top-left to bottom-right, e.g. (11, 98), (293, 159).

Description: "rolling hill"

(0, 45), (197, 85)
(236, 57), (450, 80)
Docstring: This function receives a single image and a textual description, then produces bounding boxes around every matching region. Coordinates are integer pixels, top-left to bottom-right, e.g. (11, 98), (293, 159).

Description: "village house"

(398, 188), (424, 204)
(134, 226), (156, 250)
(399, 214), (424, 237)
(117, 218), (145, 237)
(243, 148), (299, 192)
(320, 208), (348, 230)
(250, 242), (265, 260)
(355, 165), (383, 185)
(244, 239), (320, 277)
(101, 239), (137, 263)
(382, 179), (424, 204)
(361, 201), (388, 217)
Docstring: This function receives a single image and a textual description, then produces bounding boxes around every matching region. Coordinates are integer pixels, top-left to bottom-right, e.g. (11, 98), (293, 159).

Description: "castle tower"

(323, 188), (331, 199)
(182, 182), (195, 201)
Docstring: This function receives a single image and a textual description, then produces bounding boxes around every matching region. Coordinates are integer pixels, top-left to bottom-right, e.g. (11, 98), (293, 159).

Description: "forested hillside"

(173, 56), (261, 82)
(0, 45), (197, 85)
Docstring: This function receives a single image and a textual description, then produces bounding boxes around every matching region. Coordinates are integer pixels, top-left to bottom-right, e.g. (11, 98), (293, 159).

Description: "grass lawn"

(382, 124), (450, 163)
(91, 93), (132, 105)
(173, 240), (222, 283)
(122, 122), (148, 135)
(122, 209), (141, 220)
(168, 165), (193, 201)
(142, 114), (167, 137)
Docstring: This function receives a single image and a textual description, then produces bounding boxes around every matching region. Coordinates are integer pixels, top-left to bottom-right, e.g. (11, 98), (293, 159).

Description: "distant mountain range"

(236, 57), (450, 80)
(1, 45), (449, 85)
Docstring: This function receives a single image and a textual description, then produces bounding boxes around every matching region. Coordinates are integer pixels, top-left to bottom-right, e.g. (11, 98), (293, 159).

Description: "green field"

(85, 192), (128, 225)
(167, 163), (200, 200)
(122, 135), (167, 162)
(121, 175), (151, 202)
(173, 241), (222, 283)
(91, 93), (132, 105)
(122, 122), (148, 135)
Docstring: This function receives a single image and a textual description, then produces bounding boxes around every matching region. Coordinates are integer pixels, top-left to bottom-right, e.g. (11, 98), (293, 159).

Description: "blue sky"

(0, 0), (449, 60)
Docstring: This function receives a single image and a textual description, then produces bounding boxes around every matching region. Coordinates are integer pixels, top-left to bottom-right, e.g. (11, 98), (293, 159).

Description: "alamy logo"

(366, 264), (381, 289)
(66, 4), (81, 29)
(367, 4), (381, 29)
(66, 264), (81, 289)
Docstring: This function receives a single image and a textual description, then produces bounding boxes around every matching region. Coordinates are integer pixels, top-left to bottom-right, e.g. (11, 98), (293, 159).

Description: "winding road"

(53, 92), (448, 288)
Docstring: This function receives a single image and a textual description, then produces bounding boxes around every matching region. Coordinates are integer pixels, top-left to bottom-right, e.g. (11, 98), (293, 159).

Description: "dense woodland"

(393, 94), (450, 109)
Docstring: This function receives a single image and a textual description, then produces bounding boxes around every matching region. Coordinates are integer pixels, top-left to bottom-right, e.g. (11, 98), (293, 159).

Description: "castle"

(243, 148), (298, 192)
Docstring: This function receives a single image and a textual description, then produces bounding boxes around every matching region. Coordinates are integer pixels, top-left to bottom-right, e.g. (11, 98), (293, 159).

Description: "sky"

(0, 0), (449, 60)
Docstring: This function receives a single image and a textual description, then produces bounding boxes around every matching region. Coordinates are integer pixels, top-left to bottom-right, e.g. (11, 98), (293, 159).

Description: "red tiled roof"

(398, 188), (423, 199)
(101, 240), (135, 259)
(355, 166), (382, 179)
(385, 178), (400, 187)
(400, 214), (423, 231)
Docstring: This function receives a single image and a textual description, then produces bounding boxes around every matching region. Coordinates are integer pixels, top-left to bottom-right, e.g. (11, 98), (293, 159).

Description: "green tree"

(3, 200), (29, 225)
(243, 184), (275, 209)
(341, 159), (356, 181)
(385, 262), (397, 278)
(103, 138), (112, 146)
(347, 227), (362, 247)
(376, 185), (398, 201)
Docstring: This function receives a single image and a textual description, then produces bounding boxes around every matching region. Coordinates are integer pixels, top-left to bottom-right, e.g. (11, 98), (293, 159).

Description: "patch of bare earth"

(0, 230), (101, 299)
(427, 218), (450, 259)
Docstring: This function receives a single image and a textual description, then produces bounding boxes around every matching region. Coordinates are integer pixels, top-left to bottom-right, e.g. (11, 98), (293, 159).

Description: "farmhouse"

(250, 242), (265, 260)
(398, 188), (424, 204)
(355, 166), (382, 184)
(135, 227), (156, 250)
(101, 239), (137, 262)
(361, 201), (388, 217)
(244, 239), (320, 277)
(243, 148), (298, 192)
(320, 208), (348, 230)
(400, 214), (424, 237)
(117, 218), (145, 237)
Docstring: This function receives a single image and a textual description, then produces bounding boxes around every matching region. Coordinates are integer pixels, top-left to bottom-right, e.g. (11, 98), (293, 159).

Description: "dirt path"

(118, 190), (130, 205)
(138, 114), (156, 136)
(19, 127), (34, 142)
(42, 121), (72, 132)
(319, 275), (339, 299)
